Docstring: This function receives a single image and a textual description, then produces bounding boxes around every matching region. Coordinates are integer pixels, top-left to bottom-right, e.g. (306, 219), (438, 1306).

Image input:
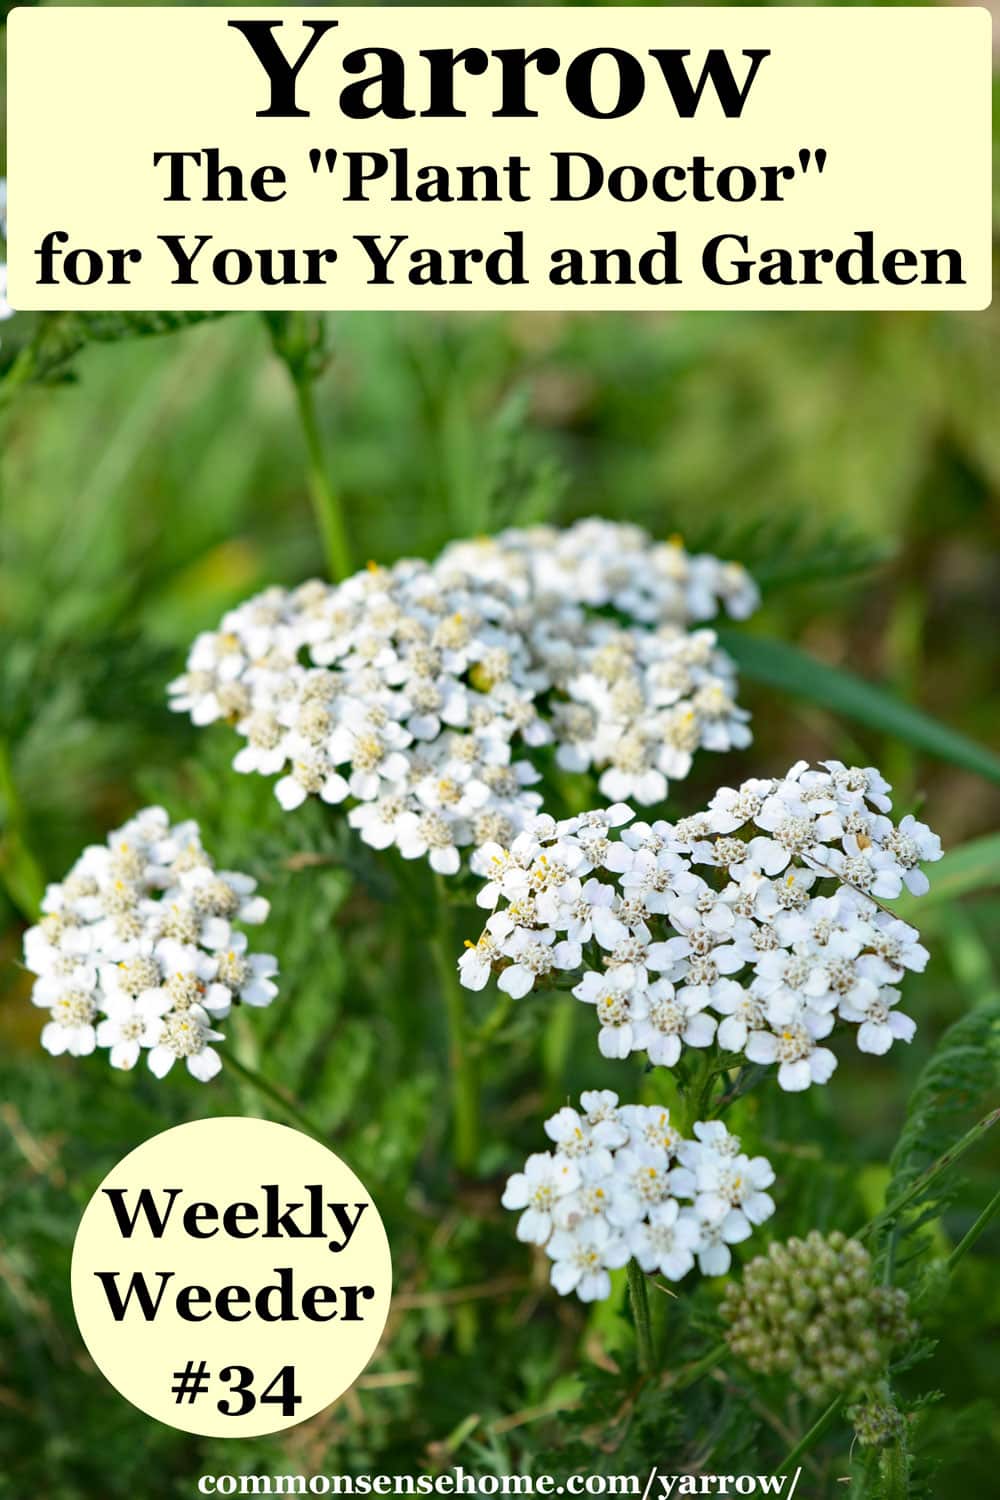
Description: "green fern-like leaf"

(0, 309), (236, 401)
(882, 1001), (1000, 1266)
(666, 509), (892, 590)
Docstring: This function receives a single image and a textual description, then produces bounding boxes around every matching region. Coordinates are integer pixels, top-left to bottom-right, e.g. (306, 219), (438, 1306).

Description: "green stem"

(776, 1394), (845, 1475)
(692, 1054), (719, 1125)
(0, 346), (37, 413)
(291, 370), (352, 582)
(708, 1062), (768, 1119)
(542, 993), (575, 1098)
(431, 878), (480, 1173)
(669, 1340), (727, 1394)
(225, 1051), (331, 1143)
(626, 1261), (656, 1372)
(474, 992), (513, 1048)
(879, 1439), (910, 1500)
(946, 1184), (1000, 1274)
(0, 738), (45, 921)
(857, 1107), (1000, 1241)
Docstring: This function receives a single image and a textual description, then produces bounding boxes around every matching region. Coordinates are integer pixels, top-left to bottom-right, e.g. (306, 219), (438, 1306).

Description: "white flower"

(546, 1218), (630, 1301)
(607, 1144), (679, 1227)
(820, 760), (892, 813)
(539, 877), (628, 949)
(598, 759), (668, 808)
(214, 933), (280, 1009)
(492, 927), (578, 999)
(180, 865), (269, 931)
(706, 778), (777, 834)
(745, 1020), (838, 1092)
(695, 1152), (776, 1230)
(502, 1095), (776, 1302)
(457, 930), (504, 991)
(694, 1206), (753, 1277)
(172, 525), (759, 875)
(41, 988), (99, 1058)
(743, 791), (836, 876)
(713, 985), (768, 1054)
(147, 1006), (225, 1082)
(580, 1089), (630, 1146)
(752, 946), (832, 1013)
(880, 814), (942, 896)
(348, 792), (413, 852)
(22, 811), (279, 1080)
(501, 1152), (580, 1244)
(866, 913), (929, 976)
(573, 969), (649, 1059)
(544, 1105), (614, 1169)
(462, 761), (939, 1089)
(96, 990), (171, 1070)
(628, 1200), (700, 1281)
(827, 839), (905, 901)
(329, 714), (412, 802)
(275, 754), (349, 811)
(840, 986), (916, 1055)
(684, 1119), (742, 1160)
(396, 810), (462, 876)
(633, 981), (716, 1067)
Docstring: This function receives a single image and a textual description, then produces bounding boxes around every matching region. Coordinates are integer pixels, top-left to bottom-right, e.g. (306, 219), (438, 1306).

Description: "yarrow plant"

(721, 1231), (917, 1403)
(460, 760), (941, 1092)
(22, 807), (278, 1081)
(168, 521), (757, 874)
(502, 1094), (776, 1301)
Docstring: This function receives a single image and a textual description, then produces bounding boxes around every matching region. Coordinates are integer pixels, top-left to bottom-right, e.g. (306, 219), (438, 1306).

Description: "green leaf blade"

(719, 631), (1000, 787)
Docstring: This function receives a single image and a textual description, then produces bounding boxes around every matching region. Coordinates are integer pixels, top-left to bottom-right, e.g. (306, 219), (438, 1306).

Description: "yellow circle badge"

(71, 1117), (392, 1436)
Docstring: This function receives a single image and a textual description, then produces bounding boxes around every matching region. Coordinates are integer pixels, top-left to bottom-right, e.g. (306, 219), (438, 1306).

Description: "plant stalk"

(626, 1261), (656, 1372)
(669, 1340), (728, 1394)
(946, 1184), (1000, 1274)
(291, 371), (352, 582)
(431, 878), (480, 1173)
(857, 1106), (1000, 1241)
(776, 1394), (844, 1475)
(225, 1051), (330, 1143)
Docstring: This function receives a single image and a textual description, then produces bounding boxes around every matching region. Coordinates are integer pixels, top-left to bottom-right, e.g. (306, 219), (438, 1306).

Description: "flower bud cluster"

(847, 1394), (907, 1449)
(502, 1096), (775, 1302)
(461, 761), (940, 1091)
(721, 1231), (917, 1401)
(22, 807), (278, 1082)
(168, 522), (757, 873)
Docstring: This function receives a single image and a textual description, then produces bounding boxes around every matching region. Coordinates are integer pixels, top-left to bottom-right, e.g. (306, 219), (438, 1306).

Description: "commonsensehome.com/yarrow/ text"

(196, 1469), (803, 1497)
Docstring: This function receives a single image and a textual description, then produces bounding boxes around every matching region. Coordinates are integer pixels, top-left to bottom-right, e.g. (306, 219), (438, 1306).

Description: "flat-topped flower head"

(461, 762), (940, 1094)
(502, 1094), (775, 1302)
(170, 522), (759, 874)
(22, 809), (279, 1082)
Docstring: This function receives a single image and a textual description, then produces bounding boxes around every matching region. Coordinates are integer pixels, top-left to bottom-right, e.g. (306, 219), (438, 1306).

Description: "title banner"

(6, 6), (993, 311)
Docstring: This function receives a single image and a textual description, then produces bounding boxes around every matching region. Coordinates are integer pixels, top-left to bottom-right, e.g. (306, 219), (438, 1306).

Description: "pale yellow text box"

(6, 6), (993, 310)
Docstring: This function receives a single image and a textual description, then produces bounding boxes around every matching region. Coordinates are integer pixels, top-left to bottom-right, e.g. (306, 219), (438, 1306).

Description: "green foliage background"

(1, 3), (998, 1497)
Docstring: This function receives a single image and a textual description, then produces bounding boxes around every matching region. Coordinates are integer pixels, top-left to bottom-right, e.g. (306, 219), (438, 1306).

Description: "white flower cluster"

(439, 520), (759, 626)
(502, 1095), (776, 1301)
(0, 180), (13, 330)
(462, 761), (941, 1092)
(22, 807), (278, 1082)
(168, 522), (758, 873)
